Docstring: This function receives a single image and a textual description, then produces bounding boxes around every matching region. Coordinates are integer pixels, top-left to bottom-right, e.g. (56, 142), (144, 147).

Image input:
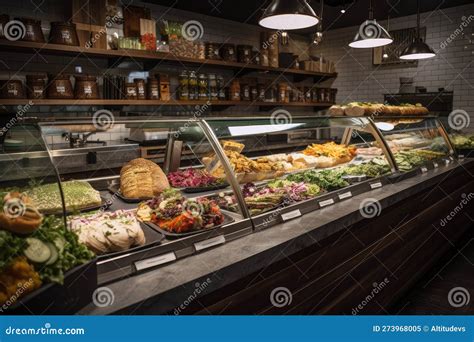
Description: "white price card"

(194, 235), (226, 252)
(319, 198), (335, 207)
(370, 182), (382, 189)
(134, 252), (176, 271)
(433, 162), (438, 168)
(338, 191), (352, 200)
(421, 166), (428, 173)
(281, 209), (302, 221)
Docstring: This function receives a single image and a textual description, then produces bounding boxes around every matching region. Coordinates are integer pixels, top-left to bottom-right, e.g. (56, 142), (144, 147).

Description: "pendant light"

(259, 0), (319, 31)
(349, 0), (392, 48)
(313, 0), (324, 45)
(399, 0), (435, 60)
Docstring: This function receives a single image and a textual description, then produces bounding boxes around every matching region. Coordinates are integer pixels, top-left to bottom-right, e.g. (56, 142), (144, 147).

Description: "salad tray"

(108, 184), (152, 203)
(145, 213), (235, 238)
(42, 196), (111, 216)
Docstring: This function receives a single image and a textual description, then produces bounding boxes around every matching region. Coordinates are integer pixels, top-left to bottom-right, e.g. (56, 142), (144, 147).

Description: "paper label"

(338, 191), (352, 200)
(134, 252), (176, 271)
(370, 182), (382, 189)
(433, 162), (438, 168)
(194, 235), (226, 252)
(421, 167), (428, 173)
(319, 198), (335, 207)
(281, 209), (302, 221)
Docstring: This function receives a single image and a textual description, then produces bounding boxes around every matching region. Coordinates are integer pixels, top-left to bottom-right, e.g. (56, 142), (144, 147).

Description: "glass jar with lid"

(188, 71), (198, 100)
(198, 73), (209, 100)
(178, 71), (189, 101)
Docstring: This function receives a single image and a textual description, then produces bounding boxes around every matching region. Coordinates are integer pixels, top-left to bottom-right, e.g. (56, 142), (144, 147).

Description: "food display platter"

(144, 212), (235, 238)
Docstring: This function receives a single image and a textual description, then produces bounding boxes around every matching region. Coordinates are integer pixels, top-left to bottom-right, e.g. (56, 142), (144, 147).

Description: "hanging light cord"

(416, 0), (420, 39)
(368, 0), (374, 20)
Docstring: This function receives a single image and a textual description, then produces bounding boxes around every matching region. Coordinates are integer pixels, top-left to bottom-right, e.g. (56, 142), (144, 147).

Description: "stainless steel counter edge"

(80, 159), (473, 315)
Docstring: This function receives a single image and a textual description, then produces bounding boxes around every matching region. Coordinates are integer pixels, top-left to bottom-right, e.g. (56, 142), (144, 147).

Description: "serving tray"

(108, 184), (152, 203)
(144, 213), (235, 238)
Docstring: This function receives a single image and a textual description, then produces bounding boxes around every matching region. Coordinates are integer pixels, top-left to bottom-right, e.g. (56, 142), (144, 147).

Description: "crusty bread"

(328, 105), (344, 116)
(120, 158), (169, 198)
(344, 103), (365, 116)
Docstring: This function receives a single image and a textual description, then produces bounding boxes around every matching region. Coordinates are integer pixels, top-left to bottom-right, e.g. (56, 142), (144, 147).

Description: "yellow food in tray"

(303, 142), (357, 165)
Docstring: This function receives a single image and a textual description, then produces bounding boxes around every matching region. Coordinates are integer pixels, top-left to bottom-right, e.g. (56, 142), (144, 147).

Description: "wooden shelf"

(0, 40), (337, 82)
(0, 98), (334, 108)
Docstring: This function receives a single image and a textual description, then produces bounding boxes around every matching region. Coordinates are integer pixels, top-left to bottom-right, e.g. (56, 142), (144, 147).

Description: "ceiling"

(143, 0), (473, 34)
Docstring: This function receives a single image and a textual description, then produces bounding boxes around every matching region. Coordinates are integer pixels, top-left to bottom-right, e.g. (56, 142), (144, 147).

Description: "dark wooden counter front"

(80, 159), (474, 315)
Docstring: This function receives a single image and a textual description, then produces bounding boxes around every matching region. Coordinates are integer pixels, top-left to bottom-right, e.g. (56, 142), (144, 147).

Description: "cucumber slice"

(24, 238), (51, 264)
(54, 236), (66, 254)
(45, 242), (59, 265)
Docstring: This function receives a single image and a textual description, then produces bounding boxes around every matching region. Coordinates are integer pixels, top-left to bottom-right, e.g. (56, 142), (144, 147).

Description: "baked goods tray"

(144, 213), (235, 238)
(108, 184), (152, 203)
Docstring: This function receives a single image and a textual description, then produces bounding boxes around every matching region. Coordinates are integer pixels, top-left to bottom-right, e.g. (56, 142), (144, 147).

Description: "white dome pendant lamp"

(259, 0), (320, 31)
(400, 0), (436, 60)
(349, 0), (393, 48)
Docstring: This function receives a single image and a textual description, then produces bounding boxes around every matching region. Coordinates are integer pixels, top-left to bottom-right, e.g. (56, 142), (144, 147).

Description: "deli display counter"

(0, 115), (462, 313)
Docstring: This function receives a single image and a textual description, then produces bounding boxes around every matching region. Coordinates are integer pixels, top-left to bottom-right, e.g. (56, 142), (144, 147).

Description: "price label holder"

(319, 198), (335, 208)
(421, 166), (428, 173)
(338, 191), (352, 200)
(370, 182), (383, 190)
(458, 154), (465, 160)
(433, 162), (439, 168)
(281, 209), (302, 222)
(134, 252), (176, 271)
(194, 235), (226, 252)
(444, 158), (451, 165)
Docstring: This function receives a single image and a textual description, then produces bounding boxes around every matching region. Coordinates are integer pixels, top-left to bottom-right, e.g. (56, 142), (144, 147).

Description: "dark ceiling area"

(143, 0), (473, 33)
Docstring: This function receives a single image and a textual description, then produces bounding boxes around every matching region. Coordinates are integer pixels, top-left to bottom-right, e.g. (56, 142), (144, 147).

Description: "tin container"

(1, 80), (25, 99)
(17, 17), (45, 42)
(47, 74), (73, 99)
(124, 82), (137, 100)
(134, 78), (146, 100)
(221, 44), (237, 62)
(75, 75), (99, 99)
(147, 78), (160, 100)
(26, 74), (46, 99)
(49, 22), (79, 46)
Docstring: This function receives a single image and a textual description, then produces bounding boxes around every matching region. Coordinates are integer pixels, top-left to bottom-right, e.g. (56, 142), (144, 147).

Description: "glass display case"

(437, 116), (474, 157)
(0, 116), (456, 285)
(373, 116), (455, 174)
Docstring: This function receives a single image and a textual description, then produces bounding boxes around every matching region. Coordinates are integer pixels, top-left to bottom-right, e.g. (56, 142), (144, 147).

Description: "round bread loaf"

(120, 158), (170, 198)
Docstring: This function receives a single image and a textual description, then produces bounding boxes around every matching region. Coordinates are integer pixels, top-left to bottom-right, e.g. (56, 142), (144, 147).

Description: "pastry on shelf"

(120, 158), (170, 198)
(0, 192), (43, 234)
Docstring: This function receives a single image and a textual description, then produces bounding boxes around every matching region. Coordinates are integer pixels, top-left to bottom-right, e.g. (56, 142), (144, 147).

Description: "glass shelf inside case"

(204, 116), (396, 229)
(373, 117), (455, 174)
(38, 119), (251, 284)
